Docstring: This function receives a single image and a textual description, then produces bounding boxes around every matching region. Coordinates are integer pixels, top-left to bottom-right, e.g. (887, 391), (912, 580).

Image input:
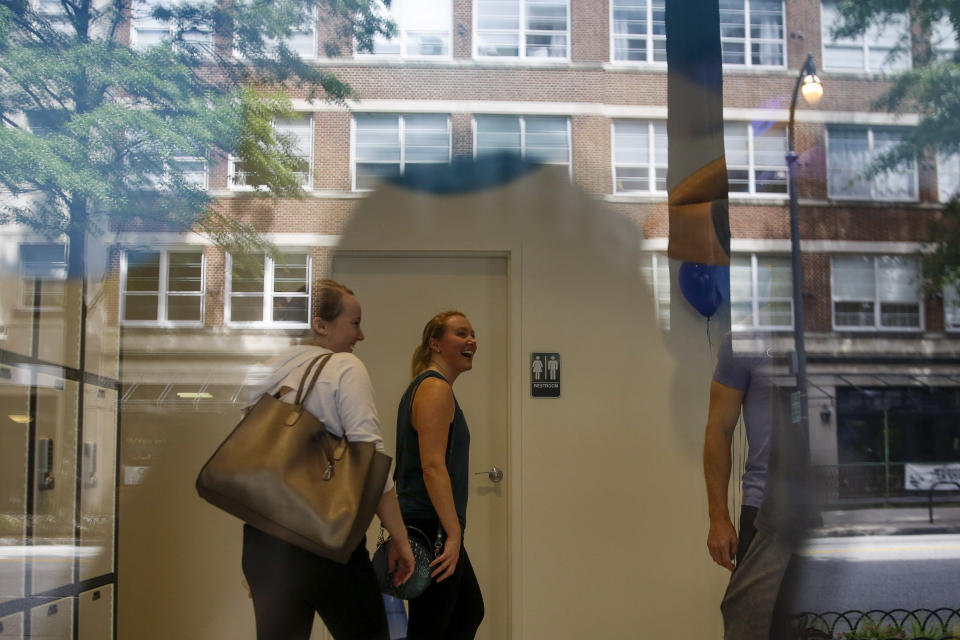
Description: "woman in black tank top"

(395, 310), (484, 639)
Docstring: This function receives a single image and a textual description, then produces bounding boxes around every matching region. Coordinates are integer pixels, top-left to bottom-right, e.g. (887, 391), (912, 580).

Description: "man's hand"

(707, 517), (738, 571)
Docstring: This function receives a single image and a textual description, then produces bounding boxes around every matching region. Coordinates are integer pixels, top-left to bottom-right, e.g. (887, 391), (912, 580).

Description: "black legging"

(405, 519), (484, 640)
(241, 524), (389, 640)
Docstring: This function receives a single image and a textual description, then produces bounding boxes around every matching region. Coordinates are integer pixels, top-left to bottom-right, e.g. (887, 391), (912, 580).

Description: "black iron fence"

(812, 464), (960, 505)
(791, 609), (960, 640)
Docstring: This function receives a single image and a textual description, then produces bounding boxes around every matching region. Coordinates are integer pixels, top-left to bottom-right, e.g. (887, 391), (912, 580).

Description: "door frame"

(334, 248), (524, 639)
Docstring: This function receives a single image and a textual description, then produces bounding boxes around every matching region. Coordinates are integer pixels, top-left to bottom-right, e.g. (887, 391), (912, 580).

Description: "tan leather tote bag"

(197, 353), (391, 563)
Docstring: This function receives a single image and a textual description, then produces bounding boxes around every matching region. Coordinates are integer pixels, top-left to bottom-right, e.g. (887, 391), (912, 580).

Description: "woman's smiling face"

(431, 314), (477, 374)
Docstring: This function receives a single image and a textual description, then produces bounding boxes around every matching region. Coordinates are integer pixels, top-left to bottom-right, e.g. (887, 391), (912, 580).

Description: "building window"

(725, 121), (787, 196)
(821, 0), (910, 73)
(612, 120), (667, 194)
(361, 0), (451, 58)
(610, 0), (665, 63)
(938, 151), (960, 203)
(731, 254), (793, 329)
(827, 126), (916, 201)
(226, 252), (311, 326)
(474, 115), (570, 173)
(832, 255), (922, 330)
(639, 252), (671, 329)
(230, 115), (313, 190)
(933, 14), (958, 61)
(19, 243), (68, 310)
(131, 0), (214, 52)
(476, 0), (569, 59)
(944, 284), (960, 331)
(353, 114), (451, 190)
(122, 249), (204, 325)
(143, 157), (208, 191)
(719, 0), (784, 67)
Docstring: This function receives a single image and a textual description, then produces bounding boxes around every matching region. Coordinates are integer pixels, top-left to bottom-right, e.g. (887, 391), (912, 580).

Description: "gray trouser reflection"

(721, 529), (794, 640)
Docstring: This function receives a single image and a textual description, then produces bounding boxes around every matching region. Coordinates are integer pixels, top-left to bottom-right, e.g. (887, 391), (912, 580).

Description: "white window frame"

(821, 0), (911, 74)
(718, 0), (786, 68)
(120, 248), (206, 327)
(356, 0), (453, 60)
(130, 0), (215, 53)
(938, 150), (960, 203)
(224, 252), (312, 328)
(609, 0), (666, 65)
(830, 254), (924, 332)
(229, 115), (314, 191)
(472, 114), (572, 179)
(730, 253), (794, 331)
(474, 0), (571, 61)
(611, 119), (667, 195)
(725, 121), (788, 198)
(826, 126), (918, 202)
(351, 113), (452, 191)
(18, 243), (68, 312)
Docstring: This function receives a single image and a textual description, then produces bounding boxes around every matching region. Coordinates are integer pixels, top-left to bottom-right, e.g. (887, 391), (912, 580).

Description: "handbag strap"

(294, 352), (334, 408)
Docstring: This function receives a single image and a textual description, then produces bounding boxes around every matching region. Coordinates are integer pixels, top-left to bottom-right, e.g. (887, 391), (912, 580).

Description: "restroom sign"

(531, 353), (561, 398)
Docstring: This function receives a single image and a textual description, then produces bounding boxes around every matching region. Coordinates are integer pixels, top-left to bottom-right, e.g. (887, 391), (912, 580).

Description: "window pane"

(168, 252), (203, 292)
(759, 256), (792, 298)
(126, 251), (161, 292)
(273, 296), (309, 323)
(477, 0), (520, 30)
(125, 294), (159, 321)
(356, 115), (401, 163)
(273, 254), (308, 293)
(356, 163), (401, 189)
(835, 301), (874, 327)
(231, 296), (264, 322)
(880, 302), (920, 328)
(476, 116), (522, 155)
(758, 301), (792, 327)
(939, 151), (960, 202)
(614, 120), (650, 165)
(613, 0), (648, 61)
(404, 115), (449, 163)
(876, 255), (919, 302)
(167, 295), (202, 322)
(750, 0), (783, 65)
(615, 167), (649, 192)
(730, 256), (753, 299)
(525, 117), (568, 163)
(231, 255), (265, 293)
(477, 32), (520, 56)
(833, 255), (875, 299)
(945, 284), (960, 329)
(828, 128), (871, 198)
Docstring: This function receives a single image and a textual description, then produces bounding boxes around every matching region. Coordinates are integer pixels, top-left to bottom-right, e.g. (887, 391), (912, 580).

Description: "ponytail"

(411, 310), (466, 377)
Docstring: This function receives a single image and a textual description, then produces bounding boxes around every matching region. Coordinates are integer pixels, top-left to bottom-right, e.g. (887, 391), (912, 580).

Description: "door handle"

(474, 466), (504, 483)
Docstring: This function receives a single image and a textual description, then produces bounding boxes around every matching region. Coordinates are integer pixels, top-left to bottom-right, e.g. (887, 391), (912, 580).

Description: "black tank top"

(395, 370), (470, 530)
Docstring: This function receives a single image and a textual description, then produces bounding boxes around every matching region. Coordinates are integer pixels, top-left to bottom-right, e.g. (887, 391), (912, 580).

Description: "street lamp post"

(787, 53), (822, 452)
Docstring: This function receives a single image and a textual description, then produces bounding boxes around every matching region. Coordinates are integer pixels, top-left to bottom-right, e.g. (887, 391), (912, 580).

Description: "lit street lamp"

(787, 53), (823, 449)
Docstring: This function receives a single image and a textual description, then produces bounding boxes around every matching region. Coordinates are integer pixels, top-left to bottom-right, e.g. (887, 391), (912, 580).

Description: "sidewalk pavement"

(810, 505), (960, 537)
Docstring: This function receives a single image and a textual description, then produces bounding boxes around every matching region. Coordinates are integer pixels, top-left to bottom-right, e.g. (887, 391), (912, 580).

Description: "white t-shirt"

(247, 345), (394, 493)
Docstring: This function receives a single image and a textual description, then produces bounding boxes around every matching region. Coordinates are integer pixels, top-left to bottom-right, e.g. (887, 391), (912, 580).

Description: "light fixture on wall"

(8, 414), (33, 424)
(819, 404), (832, 424)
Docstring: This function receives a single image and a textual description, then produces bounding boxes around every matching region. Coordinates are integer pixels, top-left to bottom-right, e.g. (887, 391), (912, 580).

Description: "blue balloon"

(678, 262), (729, 318)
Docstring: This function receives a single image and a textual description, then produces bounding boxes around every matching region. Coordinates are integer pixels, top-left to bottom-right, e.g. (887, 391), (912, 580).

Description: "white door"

(330, 253), (510, 640)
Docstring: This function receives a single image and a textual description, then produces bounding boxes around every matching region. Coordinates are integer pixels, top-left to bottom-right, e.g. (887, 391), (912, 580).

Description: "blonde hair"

(314, 279), (354, 322)
(411, 310), (466, 377)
